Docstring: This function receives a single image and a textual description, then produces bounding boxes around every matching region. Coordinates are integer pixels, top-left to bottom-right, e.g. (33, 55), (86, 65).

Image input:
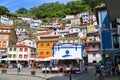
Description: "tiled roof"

(40, 35), (61, 38)
(0, 24), (15, 30)
(9, 44), (35, 49)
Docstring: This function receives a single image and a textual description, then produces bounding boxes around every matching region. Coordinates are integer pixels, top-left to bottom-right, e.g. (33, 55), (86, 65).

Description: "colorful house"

(95, 6), (119, 65)
(36, 26), (61, 59)
(52, 43), (85, 66)
(0, 24), (17, 59)
(37, 35), (60, 58)
(6, 44), (36, 67)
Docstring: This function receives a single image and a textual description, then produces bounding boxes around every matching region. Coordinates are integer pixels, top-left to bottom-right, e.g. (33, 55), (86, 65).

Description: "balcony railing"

(85, 48), (100, 52)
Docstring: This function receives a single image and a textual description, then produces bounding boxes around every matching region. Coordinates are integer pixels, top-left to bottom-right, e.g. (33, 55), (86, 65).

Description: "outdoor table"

(51, 67), (59, 73)
(41, 67), (50, 73)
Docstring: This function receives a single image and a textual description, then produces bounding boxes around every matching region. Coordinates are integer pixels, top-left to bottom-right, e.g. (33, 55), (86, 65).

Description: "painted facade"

(95, 6), (120, 65)
(0, 24), (17, 59)
(7, 44), (36, 62)
(17, 39), (36, 48)
(52, 43), (84, 60)
(0, 15), (13, 25)
(37, 35), (60, 58)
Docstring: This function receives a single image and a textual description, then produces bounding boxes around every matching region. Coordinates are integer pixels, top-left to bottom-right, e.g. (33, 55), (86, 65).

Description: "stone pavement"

(0, 66), (120, 80)
(0, 74), (45, 80)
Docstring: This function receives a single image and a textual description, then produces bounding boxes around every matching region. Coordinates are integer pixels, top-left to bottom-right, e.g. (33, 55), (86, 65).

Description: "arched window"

(46, 43), (50, 46)
(46, 51), (50, 55)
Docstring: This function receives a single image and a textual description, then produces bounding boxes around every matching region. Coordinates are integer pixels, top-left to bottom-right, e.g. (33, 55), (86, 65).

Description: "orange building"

(37, 35), (60, 58)
(36, 27), (60, 58)
(0, 24), (17, 58)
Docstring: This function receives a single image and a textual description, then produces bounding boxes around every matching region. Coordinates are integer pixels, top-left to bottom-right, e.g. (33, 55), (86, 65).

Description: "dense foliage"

(0, 0), (103, 19)
(0, 6), (9, 15)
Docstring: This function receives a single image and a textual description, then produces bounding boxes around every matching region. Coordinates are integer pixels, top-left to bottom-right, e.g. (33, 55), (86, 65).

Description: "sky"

(0, 0), (74, 13)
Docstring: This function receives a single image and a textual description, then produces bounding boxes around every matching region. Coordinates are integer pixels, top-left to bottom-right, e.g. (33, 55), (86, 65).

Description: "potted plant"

(31, 70), (36, 75)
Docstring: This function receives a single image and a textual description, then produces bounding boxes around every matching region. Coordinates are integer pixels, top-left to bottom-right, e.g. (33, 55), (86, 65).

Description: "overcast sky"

(0, 0), (74, 13)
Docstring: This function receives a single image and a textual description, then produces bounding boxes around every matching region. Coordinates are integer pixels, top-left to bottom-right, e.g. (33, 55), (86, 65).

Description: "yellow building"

(36, 27), (60, 58)
(37, 35), (60, 58)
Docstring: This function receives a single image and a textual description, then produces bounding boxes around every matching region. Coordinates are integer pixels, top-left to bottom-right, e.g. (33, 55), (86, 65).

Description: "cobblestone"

(0, 74), (46, 80)
(0, 66), (120, 80)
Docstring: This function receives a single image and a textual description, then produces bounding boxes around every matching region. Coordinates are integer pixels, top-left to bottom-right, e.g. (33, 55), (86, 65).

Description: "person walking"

(17, 62), (22, 74)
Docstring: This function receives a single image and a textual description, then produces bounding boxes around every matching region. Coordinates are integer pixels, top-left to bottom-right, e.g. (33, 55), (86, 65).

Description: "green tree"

(82, 0), (104, 11)
(0, 6), (9, 15)
(66, 1), (91, 14)
(16, 7), (29, 14)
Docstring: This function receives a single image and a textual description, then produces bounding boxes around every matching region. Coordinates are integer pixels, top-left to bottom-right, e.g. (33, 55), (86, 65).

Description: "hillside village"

(0, 6), (103, 68)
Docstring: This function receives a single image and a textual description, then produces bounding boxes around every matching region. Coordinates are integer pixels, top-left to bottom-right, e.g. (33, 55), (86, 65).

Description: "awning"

(0, 58), (18, 61)
(0, 58), (30, 61)
(35, 57), (52, 61)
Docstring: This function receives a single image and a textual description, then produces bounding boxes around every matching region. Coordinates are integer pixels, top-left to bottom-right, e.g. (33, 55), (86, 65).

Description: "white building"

(16, 39), (36, 48)
(0, 15), (13, 25)
(6, 44), (36, 66)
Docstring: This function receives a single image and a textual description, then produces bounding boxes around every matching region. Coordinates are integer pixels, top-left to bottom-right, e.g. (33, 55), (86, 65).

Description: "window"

(92, 45), (95, 48)
(53, 43), (56, 46)
(19, 48), (23, 52)
(31, 49), (33, 52)
(9, 48), (12, 51)
(111, 20), (117, 28)
(3, 41), (6, 46)
(40, 51), (43, 55)
(24, 48), (28, 52)
(46, 51), (50, 55)
(31, 54), (34, 58)
(46, 43), (50, 46)
(113, 34), (120, 48)
(9, 54), (12, 58)
(19, 54), (22, 58)
(40, 42), (44, 46)
(93, 53), (96, 57)
(3, 41), (6, 44)
(24, 54), (27, 58)
(29, 42), (31, 45)
(13, 54), (16, 58)
(14, 48), (16, 51)
(76, 29), (78, 31)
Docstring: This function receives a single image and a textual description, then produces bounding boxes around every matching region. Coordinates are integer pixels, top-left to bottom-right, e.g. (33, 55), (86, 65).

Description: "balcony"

(87, 31), (99, 35)
(85, 47), (100, 52)
(86, 40), (101, 44)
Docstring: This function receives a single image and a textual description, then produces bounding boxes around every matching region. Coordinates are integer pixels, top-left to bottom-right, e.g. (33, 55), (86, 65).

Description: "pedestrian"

(95, 66), (103, 80)
(17, 62), (22, 74)
(84, 64), (87, 71)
